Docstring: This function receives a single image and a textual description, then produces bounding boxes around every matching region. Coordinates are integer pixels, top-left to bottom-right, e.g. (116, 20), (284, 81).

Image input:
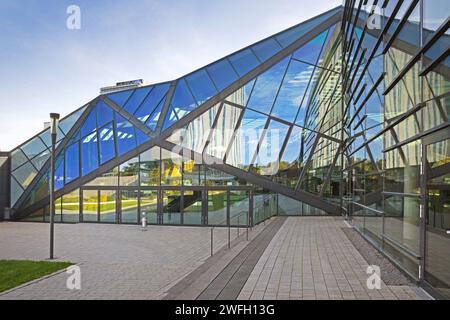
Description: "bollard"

(141, 211), (147, 231)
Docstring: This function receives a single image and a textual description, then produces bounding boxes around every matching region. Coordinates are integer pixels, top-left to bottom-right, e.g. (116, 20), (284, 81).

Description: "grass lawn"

(0, 260), (72, 293)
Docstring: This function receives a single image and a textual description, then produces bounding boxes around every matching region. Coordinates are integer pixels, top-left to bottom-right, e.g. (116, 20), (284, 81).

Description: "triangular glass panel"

(39, 127), (65, 149)
(292, 30), (328, 65)
(228, 49), (260, 77)
(275, 8), (340, 48)
(295, 64), (320, 127)
(10, 177), (24, 207)
(21, 137), (47, 161)
(225, 79), (255, 107)
(80, 108), (97, 137)
(11, 148), (29, 171)
(316, 24), (338, 68)
(206, 59), (239, 91)
(205, 103), (242, 160)
(107, 89), (133, 107)
(162, 105), (179, 130)
(12, 161), (37, 190)
(58, 106), (87, 135)
(135, 126), (150, 146)
(31, 149), (50, 171)
(21, 173), (49, 210)
(185, 69), (218, 105)
(145, 97), (165, 130)
(271, 60), (314, 123)
(253, 119), (290, 176)
(115, 114), (137, 156)
(98, 122), (115, 164)
(81, 130), (99, 176)
(167, 103), (221, 154)
(134, 83), (169, 123)
(251, 38), (282, 62)
(226, 109), (268, 170)
(96, 100), (114, 128)
(247, 56), (290, 114)
(123, 86), (152, 114)
(170, 79), (198, 123)
(274, 126), (316, 189)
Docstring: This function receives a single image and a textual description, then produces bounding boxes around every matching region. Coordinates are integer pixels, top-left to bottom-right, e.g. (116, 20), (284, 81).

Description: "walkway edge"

(161, 219), (275, 300)
(0, 263), (78, 297)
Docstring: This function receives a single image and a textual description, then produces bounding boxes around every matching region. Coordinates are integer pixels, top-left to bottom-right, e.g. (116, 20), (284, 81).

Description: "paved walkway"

(0, 217), (432, 300)
(237, 217), (429, 300)
(0, 222), (234, 299)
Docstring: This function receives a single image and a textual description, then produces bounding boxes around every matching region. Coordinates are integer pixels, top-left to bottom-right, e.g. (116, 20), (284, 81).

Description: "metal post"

(246, 213), (249, 241)
(228, 224), (230, 249)
(49, 113), (60, 260)
(49, 134), (55, 259)
(210, 227), (213, 256)
(237, 216), (240, 238)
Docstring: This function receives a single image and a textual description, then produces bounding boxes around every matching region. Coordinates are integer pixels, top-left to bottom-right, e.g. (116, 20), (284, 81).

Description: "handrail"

(210, 209), (250, 256)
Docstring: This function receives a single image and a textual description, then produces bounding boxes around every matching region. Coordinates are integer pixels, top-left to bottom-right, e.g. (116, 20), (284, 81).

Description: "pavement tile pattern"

(237, 217), (430, 300)
(0, 217), (432, 300)
(0, 222), (234, 300)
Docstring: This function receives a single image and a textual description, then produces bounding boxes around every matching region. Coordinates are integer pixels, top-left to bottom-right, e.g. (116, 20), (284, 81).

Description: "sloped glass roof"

(11, 6), (344, 215)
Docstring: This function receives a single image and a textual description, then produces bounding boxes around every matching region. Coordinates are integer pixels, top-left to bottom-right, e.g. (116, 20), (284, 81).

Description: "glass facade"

(6, 2), (450, 298)
(342, 0), (450, 298)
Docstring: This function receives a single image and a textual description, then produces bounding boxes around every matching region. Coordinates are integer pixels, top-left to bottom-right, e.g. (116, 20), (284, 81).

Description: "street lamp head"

(49, 113), (60, 135)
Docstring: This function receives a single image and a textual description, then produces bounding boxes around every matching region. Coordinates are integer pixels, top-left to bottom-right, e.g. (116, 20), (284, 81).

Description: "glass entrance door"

(424, 134), (450, 299)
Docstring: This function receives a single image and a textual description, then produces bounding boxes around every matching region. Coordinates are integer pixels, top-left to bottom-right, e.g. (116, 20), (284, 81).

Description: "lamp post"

(49, 113), (60, 260)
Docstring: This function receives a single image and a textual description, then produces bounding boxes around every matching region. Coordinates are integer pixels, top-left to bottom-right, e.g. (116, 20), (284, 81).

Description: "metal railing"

(210, 209), (250, 256)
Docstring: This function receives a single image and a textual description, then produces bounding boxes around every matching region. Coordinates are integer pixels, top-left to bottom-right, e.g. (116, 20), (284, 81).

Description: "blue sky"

(0, 0), (341, 151)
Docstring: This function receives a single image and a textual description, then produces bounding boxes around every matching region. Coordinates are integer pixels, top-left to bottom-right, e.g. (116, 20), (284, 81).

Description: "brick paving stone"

(0, 222), (235, 300)
(2, 217), (430, 300)
(237, 217), (430, 300)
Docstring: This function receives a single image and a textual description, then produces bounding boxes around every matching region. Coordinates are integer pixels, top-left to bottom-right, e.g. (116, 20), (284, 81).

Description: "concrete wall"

(0, 152), (10, 221)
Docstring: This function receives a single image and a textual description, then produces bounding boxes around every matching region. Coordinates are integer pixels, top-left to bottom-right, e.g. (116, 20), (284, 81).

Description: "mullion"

(201, 101), (225, 155)
(295, 26), (335, 123)
(272, 124), (294, 180)
(344, 29), (366, 88)
(248, 117), (272, 171)
(319, 143), (343, 197)
(382, 0), (420, 55)
(267, 55), (294, 116)
(312, 74), (343, 134)
(295, 133), (322, 190)
(347, 73), (384, 127)
(423, 77), (448, 122)
(143, 91), (170, 127)
(154, 81), (177, 134)
(132, 85), (156, 117)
